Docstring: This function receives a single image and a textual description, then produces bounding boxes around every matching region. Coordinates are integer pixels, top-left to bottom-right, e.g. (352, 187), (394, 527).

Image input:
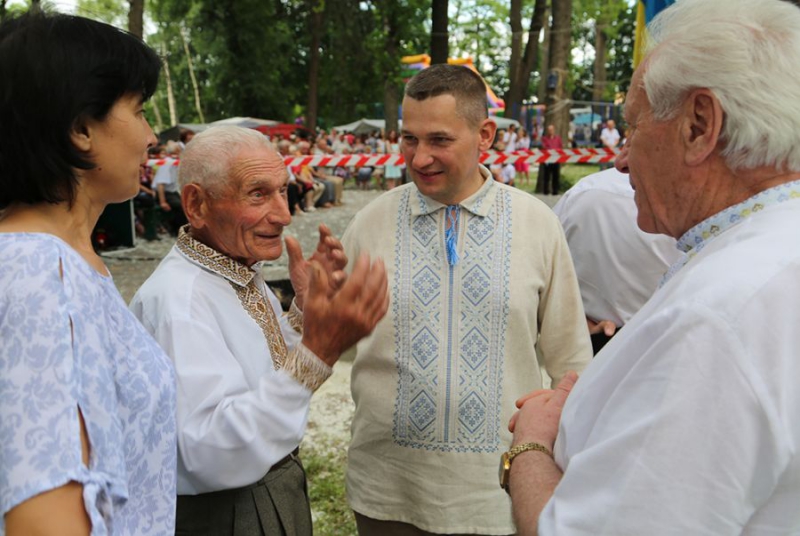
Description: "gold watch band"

(508, 442), (553, 461)
(500, 442), (554, 492)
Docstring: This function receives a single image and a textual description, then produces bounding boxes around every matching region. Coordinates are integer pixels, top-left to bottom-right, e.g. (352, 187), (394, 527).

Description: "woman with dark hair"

(0, 12), (177, 535)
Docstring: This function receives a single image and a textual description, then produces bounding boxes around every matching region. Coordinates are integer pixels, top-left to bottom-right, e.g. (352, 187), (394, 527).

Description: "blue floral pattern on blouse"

(0, 234), (176, 535)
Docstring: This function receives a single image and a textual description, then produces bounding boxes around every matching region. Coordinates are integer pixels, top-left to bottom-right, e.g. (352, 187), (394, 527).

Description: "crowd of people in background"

(135, 117), (626, 241)
(135, 127), (415, 240)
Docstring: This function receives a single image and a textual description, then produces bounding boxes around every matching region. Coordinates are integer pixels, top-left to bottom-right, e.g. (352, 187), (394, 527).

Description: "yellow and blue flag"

(633, 0), (676, 67)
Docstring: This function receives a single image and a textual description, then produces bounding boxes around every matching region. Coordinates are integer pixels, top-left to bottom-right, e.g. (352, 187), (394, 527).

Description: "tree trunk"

(179, 26), (205, 123)
(430, 0), (449, 64)
(306, 0), (324, 131)
(383, 4), (400, 135)
(0, 0), (7, 22)
(160, 43), (179, 126)
(150, 91), (165, 133)
(536, 6), (551, 104)
(505, 0), (523, 118)
(128, 0), (144, 39)
(545, 0), (572, 143)
(30, 0), (41, 14)
(592, 20), (608, 102)
(505, 0), (547, 120)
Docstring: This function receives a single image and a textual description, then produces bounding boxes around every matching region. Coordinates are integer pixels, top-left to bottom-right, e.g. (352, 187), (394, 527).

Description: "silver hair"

(178, 126), (274, 191)
(643, 0), (800, 171)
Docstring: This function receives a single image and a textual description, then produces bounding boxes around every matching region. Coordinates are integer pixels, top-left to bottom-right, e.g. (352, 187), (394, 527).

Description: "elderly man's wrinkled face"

(201, 146), (291, 266)
(615, 68), (686, 237)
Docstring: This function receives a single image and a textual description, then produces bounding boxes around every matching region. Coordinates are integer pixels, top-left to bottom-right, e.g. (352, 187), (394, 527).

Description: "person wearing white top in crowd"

(552, 168), (681, 353)
(503, 123), (519, 153)
(599, 119), (620, 170)
(508, 1), (800, 534)
(131, 125), (389, 535)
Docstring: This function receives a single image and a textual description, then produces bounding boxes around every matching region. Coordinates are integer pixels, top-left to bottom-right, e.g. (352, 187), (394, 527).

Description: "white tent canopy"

(492, 117), (521, 130)
(210, 117), (280, 129)
(333, 118), (391, 135)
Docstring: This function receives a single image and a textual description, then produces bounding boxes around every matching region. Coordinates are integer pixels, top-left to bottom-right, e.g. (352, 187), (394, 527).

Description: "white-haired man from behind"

(552, 167), (682, 353)
(508, 1), (800, 534)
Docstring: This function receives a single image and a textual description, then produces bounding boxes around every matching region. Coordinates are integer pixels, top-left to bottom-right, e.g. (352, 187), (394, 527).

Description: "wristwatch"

(499, 442), (553, 492)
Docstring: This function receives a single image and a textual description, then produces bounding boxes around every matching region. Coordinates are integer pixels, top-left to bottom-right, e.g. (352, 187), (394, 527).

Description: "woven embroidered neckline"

(176, 225), (254, 286)
(412, 166), (495, 218)
(661, 179), (800, 286)
(176, 225), (288, 369)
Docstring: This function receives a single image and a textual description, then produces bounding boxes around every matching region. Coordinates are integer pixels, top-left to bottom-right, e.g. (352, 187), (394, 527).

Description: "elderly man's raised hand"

(301, 253), (389, 367)
(285, 223), (348, 310)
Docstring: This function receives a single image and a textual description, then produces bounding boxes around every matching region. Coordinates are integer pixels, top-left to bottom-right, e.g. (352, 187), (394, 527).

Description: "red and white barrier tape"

(146, 148), (619, 170)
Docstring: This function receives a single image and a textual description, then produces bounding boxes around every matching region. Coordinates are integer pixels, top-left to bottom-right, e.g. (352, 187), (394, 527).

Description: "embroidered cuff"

(287, 299), (304, 334)
(282, 343), (332, 392)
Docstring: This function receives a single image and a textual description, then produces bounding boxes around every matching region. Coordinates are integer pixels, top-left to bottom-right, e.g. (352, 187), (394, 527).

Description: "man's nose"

(614, 143), (629, 174)
(411, 144), (434, 168)
(269, 195), (292, 226)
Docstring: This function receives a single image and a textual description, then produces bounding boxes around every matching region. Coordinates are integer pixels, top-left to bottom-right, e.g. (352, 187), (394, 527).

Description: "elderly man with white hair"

(507, 0), (800, 534)
(131, 125), (389, 535)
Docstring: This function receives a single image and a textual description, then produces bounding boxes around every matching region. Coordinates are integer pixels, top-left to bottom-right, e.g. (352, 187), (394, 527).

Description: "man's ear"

(478, 118), (498, 152)
(182, 183), (208, 229)
(682, 88), (723, 167)
(70, 119), (93, 153)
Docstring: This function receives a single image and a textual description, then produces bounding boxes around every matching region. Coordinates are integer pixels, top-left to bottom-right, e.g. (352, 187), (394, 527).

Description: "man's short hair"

(404, 64), (488, 127)
(642, 0), (800, 172)
(179, 126), (274, 193)
(0, 12), (160, 209)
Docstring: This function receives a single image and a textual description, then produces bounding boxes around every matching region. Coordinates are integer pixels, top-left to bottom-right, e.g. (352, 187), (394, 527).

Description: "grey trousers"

(176, 453), (312, 536)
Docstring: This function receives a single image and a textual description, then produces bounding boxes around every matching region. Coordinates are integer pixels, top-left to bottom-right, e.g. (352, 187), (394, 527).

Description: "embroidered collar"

(661, 179), (800, 285)
(175, 225), (256, 287)
(410, 165), (496, 218)
(176, 225), (288, 369)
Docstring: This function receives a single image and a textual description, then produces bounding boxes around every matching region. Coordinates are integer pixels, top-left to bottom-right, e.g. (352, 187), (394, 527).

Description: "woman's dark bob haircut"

(0, 12), (161, 209)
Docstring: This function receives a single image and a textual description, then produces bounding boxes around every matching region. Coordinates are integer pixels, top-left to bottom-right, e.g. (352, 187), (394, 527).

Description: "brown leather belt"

(269, 447), (300, 473)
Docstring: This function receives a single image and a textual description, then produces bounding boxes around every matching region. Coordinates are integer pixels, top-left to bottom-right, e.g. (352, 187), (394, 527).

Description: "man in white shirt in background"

(508, 0), (800, 533)
(552, 168), (680, 353)
(131, 125), (389, 536)
(599, 119), (620, 170)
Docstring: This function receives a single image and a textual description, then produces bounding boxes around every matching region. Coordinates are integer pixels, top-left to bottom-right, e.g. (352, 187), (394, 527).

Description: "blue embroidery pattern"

(661, 180), (800, 286)
(393, 188), (511, 452)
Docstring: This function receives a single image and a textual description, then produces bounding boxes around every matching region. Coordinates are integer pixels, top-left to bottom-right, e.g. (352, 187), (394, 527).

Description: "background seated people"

(297, 165), (324, 212)
(152, 140), (187, 235)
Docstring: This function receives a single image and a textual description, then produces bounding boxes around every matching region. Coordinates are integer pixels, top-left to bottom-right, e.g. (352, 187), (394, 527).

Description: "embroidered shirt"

(662, 179), (800, 285)
(130, 227), (329, 495)
(545, 189), (800, 534)
(342, 171), (592, 534)
(1, 234), (177, 535)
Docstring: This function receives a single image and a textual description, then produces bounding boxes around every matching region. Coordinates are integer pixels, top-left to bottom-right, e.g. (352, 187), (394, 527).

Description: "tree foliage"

(14, 0), (638, 132)
(568, 0), (633, 103)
